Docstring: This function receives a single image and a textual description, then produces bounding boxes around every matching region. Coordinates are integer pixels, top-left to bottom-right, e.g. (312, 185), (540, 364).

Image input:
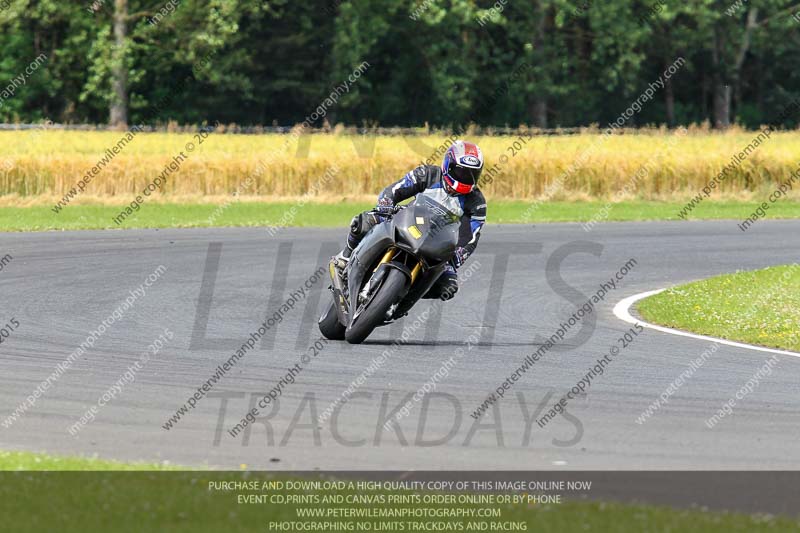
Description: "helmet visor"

(444, 159), (480, 194)
(443, 173), (475, 195)
(450, 164), (481, 186)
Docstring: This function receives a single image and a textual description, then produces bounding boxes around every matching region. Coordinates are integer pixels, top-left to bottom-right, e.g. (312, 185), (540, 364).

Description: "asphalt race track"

(1, 220), (799, 474)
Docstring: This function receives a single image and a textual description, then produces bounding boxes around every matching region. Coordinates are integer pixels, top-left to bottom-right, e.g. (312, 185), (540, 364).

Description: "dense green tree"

(1, 0), (799, 128)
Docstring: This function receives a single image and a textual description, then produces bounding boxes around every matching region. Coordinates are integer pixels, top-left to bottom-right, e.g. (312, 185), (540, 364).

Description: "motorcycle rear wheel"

(319, 294), (346, 340)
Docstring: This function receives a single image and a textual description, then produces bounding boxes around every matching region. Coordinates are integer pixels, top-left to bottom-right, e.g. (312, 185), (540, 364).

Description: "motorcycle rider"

(334, 139), (486, 300)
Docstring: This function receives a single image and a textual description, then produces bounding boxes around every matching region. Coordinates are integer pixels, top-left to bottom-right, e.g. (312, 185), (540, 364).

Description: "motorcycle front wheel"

(345, 268), (408, 344)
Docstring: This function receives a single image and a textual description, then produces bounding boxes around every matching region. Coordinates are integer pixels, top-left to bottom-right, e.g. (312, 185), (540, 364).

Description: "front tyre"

(345, 268), (408, 344)
(318, 294), (346, 340)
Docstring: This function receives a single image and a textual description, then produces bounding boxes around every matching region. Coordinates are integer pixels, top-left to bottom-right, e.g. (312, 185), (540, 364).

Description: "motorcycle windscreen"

(392, 196), (460, 265)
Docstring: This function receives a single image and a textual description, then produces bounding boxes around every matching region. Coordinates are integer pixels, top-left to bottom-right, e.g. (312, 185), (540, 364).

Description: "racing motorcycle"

(318, 193), (460, 344)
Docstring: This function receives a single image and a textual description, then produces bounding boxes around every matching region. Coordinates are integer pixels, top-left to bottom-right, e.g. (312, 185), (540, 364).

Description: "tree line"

(1, 0), (799, 129)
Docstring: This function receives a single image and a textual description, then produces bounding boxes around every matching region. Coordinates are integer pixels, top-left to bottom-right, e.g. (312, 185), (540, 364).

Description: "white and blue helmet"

(442, 140), (484, 195)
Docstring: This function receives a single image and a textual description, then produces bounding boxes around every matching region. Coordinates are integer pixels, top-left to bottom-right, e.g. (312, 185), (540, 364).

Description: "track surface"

(1, 221), (799, 471)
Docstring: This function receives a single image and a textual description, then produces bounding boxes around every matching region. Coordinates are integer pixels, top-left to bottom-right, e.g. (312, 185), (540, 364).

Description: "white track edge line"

(613, 289), (800, 359)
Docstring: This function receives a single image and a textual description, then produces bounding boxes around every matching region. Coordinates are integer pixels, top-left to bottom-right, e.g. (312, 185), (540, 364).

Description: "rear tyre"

(345, 268), (408, 344)
(318, 294), (346, 340)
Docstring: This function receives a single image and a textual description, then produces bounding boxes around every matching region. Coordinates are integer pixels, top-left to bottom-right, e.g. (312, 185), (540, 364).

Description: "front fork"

(333, 246), (423, 325)
(375, 246), (422, 284)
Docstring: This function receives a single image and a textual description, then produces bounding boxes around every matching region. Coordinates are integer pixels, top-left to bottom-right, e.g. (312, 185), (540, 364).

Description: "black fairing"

(391, 195), (460, 266)
(347, 222), (395, 307)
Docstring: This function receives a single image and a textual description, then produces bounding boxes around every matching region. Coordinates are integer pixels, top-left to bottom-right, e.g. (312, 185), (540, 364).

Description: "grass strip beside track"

(0, 450), (180, 471)
(0, 451), (797, 533)
(2, 200), (800, 231)
(637, 265), (800, 352)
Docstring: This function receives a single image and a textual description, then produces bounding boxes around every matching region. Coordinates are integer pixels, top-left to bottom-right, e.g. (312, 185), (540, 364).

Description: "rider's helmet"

(441, 140), (483, 195)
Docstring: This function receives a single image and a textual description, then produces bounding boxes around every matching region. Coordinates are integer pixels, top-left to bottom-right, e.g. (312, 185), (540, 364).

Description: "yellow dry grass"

(1, 126), (798, 204)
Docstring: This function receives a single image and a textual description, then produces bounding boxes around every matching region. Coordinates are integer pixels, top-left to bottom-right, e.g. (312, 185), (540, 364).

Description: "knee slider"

(349, 214), (362, 235)
(350, 212), (379, 237)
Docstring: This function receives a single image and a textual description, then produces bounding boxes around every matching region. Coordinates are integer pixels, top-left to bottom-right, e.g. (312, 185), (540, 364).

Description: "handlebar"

(373, 205), (404, 217)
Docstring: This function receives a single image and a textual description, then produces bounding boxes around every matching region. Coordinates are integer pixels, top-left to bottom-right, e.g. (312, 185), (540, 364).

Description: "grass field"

(638, 265), (800, 351)
(0, 451), (796, 533)
(3, 199), (800, 231)
(2, 127), (800, 203)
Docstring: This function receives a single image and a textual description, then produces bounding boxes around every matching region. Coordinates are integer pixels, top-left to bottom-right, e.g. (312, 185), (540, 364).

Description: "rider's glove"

(375, 197), (395, 216)
(453, 247), (469, 269)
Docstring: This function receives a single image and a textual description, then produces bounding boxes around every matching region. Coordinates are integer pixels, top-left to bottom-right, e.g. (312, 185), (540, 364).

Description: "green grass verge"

(638, 265), (800, 351)
(0, 452), (797, 533)
(0, 450), (181, 471)
(0, 452), (800, 533)
(3, 199), (800, 231)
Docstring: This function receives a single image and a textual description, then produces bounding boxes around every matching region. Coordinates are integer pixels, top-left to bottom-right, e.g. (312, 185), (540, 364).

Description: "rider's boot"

(332, 238), (355, 274)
